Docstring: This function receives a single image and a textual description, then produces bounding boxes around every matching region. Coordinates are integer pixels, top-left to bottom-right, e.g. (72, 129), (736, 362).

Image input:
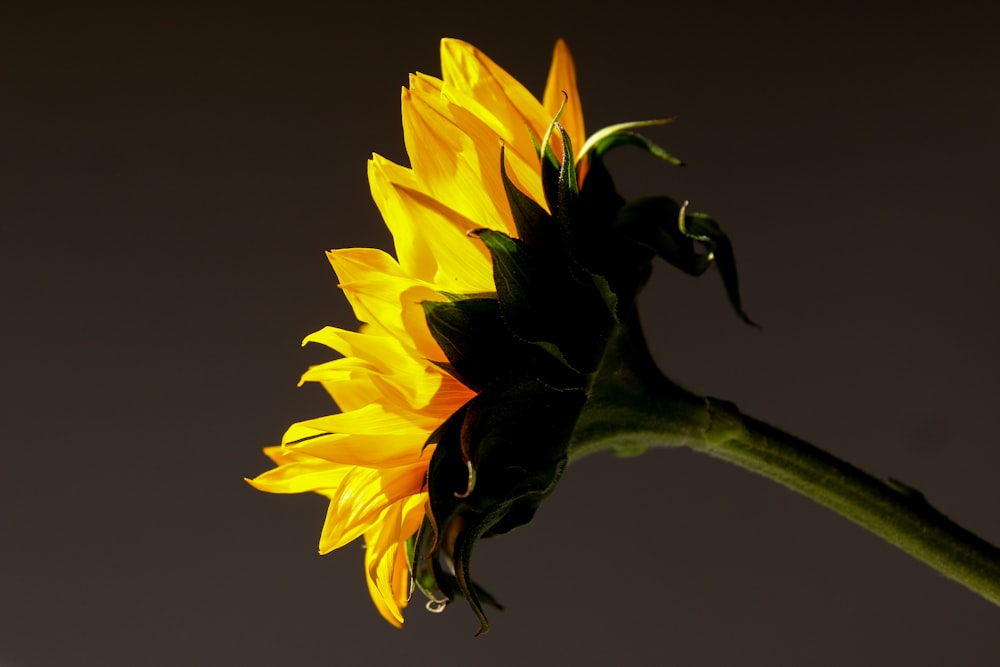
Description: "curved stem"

(569, 313), (1000, 606)
(700, 398), (1000, 605)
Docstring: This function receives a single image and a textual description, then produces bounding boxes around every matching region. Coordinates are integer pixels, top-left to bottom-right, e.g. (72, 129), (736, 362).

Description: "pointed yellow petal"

(439, 39), (549, 168)
(364, 502), (407, 626)
(247, 453), (352, 495)
(369, 153), (496, 290)
(543, 39), (586, 166)
(302, 326), (410, 365)
(409, 71), (443, 96)
(288, 403), (435, 440)
(288, 432), (428, 468)
(365, 156), (434, 281)
(363, 492), (427, 625)
(300, 326), (447, 411)
(403, 84), (515, 236)
(365, 570), (404, 628)
(297, 357), (381, 412)
(326, 248), (446, 359)
(318, 462), (426, 553)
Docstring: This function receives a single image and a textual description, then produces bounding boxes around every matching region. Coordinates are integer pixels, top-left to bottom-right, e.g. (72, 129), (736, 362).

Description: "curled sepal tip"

(678, 201), (756, 327)
(615, 196), (756, 327)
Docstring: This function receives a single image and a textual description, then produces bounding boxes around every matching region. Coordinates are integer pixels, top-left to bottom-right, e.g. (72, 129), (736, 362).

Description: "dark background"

(3, 1), (998, 665)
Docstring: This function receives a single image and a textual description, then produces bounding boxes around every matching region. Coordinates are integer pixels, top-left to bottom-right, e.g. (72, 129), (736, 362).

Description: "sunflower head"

(250, 37), (751, 635)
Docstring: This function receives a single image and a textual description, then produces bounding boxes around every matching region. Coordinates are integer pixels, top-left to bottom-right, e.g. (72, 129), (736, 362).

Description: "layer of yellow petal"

(364, 495), (427, 627)
(250, 37), (586, 627)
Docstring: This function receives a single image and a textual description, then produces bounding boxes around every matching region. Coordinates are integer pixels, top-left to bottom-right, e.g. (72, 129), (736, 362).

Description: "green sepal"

(422, 297), (583, 392)
(615, 196), (755, 326)
(426, 379), (585, 520)
(473, 228), (614, 374)
(578, 118), (684, 166)
(452, 504), (509, 634)
(528, 127), (560, 171)
(504, 131), (598, 299)
(574, 155), (656, 323)
(407, 518), (447, 605)
(540, 138), (562, 217)
(449, 469), (575, 635)
(500, 146), (554, 248)
(538, 92), (568, 172)
(439, 290), (499, 302)
(556, 124), (580, 232)
(407, 516), (504, 620)
(423, 377), (585, 633)
(422, 299), (498, 391)
(538, 122), (581, 223)
(502, 144), (647, 327)
(457, 380), (584, 513)
(616, 196), (706, 272)
(575, 153), (626, 238)
(680, 208), (756, 326)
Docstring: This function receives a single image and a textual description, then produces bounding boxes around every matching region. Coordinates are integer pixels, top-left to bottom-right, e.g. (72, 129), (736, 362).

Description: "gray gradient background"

(3, 1), (999, 665)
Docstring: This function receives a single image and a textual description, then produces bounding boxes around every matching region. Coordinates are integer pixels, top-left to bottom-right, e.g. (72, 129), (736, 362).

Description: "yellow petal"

(409, 71), (443, 96)
(297, 357), (381, 412)
(543, 39), (586, 167)
(301, 326), (413, 367)
(247, 452), (352, 495)
(287, 432), (428, 469)
(326, 248), (446, 359)
(369, 153), (496, 290)
(403, 82), (514, 236)
(363, 493), (427, 625)
(318, 462), (426, 553)
(300, 326), (445, 411)
(364, 501), (407, 627)
(407, 371), (474, 421)
(286, 402), (435, 440)
(439, 39), (549, 169)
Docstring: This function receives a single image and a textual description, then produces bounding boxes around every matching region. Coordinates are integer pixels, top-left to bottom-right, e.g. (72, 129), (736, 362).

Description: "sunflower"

(238, 21), (989, 641)
(248, 38), (586, 628)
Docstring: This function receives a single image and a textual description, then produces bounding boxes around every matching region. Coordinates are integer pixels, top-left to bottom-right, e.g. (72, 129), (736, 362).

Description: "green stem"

(706, 399), (1000, 604)
(568, 313), (1000, 606)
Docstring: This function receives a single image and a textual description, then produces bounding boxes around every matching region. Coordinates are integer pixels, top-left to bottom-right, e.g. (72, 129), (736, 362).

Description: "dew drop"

(425, 599), (448, 614)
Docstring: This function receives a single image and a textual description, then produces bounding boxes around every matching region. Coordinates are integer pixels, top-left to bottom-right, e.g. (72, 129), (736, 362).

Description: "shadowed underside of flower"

(248, 38), (588, 628)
